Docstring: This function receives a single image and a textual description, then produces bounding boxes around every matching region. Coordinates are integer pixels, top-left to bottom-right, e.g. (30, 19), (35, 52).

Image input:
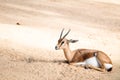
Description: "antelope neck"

(63, 46), (73, 62)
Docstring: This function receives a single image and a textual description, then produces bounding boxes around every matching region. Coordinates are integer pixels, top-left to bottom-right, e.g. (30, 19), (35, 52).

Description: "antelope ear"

(69, 39), (79, 43)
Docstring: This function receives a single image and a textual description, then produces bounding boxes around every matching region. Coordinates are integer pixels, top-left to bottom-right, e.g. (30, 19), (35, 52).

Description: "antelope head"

(55, 29), (78, 50)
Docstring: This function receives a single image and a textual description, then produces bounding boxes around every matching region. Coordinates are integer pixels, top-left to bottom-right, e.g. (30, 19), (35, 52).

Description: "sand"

(0, 0), (120, 80)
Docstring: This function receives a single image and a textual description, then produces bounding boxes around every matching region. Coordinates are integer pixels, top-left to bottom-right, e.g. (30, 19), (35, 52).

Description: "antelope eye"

(61, 41), (64, 45)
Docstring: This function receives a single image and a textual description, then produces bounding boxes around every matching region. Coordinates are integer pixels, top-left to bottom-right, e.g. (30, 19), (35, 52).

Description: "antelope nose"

(55, 46), (58, 50)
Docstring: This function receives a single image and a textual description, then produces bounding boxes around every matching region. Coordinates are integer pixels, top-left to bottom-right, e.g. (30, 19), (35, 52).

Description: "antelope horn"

(60, 28), (64, 39)
(62, 29), (71, 39)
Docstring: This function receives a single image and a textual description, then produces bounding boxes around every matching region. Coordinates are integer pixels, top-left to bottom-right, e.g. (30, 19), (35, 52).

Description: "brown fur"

(71, 49), (112, 64)
(71, 49), (98, 62)
(55, 30), (113, 72)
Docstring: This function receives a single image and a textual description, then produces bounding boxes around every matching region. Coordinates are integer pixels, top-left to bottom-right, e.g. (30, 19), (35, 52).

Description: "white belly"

(74, 57), (100, 67)
(85, 57), (100, 67)
(74, 57), (112, 70)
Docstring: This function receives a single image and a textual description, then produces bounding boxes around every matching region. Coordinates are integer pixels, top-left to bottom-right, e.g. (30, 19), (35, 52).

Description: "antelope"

(55, 29), (113, 72)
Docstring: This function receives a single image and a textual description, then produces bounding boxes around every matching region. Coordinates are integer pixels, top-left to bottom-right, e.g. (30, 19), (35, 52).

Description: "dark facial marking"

(61, 41), (64, 45)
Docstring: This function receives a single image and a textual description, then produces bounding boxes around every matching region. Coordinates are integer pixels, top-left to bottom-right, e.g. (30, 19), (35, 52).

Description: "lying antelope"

(55, 29), (113, 72)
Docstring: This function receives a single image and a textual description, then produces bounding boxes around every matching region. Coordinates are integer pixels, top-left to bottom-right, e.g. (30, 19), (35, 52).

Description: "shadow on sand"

(23, 57), (69, 64)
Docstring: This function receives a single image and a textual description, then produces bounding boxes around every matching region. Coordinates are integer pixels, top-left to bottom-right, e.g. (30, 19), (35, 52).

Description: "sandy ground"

(0, 0), (120, 80)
